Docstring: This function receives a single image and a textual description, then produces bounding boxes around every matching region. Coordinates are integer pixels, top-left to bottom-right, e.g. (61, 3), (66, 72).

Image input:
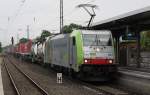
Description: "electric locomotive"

(44, 30), (117, 81)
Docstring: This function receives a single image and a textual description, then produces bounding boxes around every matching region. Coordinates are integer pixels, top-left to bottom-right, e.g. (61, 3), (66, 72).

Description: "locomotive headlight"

(109, 60), (113, 64)
(84, 59), (88, 63)
(96, 48), (100, 52)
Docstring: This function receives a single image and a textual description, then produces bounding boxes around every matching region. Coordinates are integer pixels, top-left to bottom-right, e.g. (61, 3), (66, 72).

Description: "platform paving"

(119, 68), (150, 79)
(118, 67), (150, 95)
(0, 56), (4, 95)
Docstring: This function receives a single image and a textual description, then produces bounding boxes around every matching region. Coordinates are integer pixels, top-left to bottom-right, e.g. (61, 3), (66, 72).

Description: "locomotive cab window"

(72, 37), (76, 46)
(107, 37), (112, 46)
(83, 34), (112, 46)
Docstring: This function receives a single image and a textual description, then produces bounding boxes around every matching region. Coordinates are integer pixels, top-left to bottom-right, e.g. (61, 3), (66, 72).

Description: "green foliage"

(35, 30), (51, 43)
(41, 30), (51, 38)
(141, 31), (150, 50)
(63, 25), (72, 33)
(19, 38), (29, 43)
(63, 23), (82, 33)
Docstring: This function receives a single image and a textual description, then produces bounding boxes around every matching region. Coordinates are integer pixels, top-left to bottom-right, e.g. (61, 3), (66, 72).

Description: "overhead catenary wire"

(10, 0), (96, 29)
(1, 0), (99, 46)
(14, 0), (97, 35)
(11, 0), (27, 23)
(40, 0), (97, 29)
(86, 0), (97, 4)
(6, 0), (27, 42)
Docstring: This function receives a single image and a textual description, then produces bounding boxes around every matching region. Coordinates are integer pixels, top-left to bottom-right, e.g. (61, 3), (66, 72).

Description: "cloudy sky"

(0, 0), (150, 46)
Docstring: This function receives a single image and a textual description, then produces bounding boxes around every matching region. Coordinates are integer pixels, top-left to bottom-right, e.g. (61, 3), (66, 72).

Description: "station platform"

(118, 67), (150, 95)
(119, 66), (150, 73)
(119, 67), (150, 79)
(0, 56), (4, 95)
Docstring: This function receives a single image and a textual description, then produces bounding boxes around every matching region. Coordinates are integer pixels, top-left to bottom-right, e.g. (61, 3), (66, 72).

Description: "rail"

(4, 57), (49, 95)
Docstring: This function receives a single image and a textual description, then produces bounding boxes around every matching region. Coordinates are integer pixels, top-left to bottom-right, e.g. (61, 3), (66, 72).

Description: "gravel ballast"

(5, 56), (101, 95)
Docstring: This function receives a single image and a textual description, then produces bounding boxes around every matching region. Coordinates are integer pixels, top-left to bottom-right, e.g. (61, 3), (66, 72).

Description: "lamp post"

(27, 25), (29, 39)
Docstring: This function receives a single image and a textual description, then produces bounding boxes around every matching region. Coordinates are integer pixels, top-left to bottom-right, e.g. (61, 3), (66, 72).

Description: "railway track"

(3, 57), (49, 95)
(7, 56), (131, 95)
(46, 64), (130, 95)
(47, 66), (130, 95)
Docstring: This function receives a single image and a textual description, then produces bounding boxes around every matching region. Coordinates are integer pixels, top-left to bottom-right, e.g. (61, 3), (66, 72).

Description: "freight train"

(4, 29), (117, 81)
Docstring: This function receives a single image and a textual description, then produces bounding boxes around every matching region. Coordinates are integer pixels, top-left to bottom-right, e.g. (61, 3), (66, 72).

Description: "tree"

(40, 30), (51, 41)
(35, 30), (51, 44)
(19, 38), (29, 43)
(41, 30), (51, 38)
(63, 23), (83, 33)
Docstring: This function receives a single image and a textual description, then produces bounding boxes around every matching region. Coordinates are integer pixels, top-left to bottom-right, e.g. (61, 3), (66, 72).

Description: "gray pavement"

(118, 67), (150, 95)
(119, 68), (150, 79)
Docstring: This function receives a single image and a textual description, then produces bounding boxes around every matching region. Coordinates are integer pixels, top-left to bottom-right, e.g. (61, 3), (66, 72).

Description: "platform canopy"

(92, 6), (150, 32)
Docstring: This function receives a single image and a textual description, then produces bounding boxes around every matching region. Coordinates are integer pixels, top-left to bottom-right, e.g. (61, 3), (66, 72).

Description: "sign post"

(57, 73), (62, 83)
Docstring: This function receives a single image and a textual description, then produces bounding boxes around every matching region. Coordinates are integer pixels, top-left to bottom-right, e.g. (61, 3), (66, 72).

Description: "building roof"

(92, 6), (150, 31)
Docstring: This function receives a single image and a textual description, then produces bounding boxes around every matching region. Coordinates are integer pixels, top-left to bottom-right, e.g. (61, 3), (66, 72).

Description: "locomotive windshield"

(83, 34), (112, 46)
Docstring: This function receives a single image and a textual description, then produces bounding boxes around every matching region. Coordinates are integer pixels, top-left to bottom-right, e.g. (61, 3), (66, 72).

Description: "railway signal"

(11, 37), (14, 45)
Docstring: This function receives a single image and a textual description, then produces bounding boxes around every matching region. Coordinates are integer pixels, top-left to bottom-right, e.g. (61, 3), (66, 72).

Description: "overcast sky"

(1, 0), (150, 46)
